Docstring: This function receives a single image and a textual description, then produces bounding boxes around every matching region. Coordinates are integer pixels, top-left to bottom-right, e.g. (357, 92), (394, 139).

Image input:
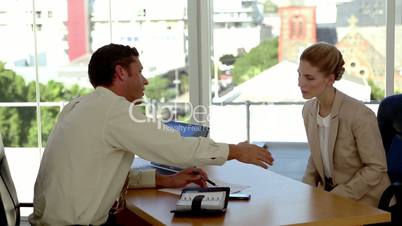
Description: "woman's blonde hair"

(300, 42), (345, 81)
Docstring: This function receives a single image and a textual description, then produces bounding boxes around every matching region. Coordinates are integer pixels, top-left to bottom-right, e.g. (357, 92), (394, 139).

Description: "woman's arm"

(302, 156), (320, 186)
(331, 108), (388, 199)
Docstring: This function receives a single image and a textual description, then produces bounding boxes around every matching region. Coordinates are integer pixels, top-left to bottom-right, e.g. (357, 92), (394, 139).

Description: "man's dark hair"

(88, 43), (139, 87)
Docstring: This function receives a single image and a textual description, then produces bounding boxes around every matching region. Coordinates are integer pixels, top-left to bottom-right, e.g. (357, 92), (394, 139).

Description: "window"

(31, 24), (42, 31)
(290, 15), (305, 39)
(395, 0), (402, 93)
(210, 0), (393, 143)
(107, 0), (189, 122)
(1, 0), (191, 213)
(0, 0), (39, 214)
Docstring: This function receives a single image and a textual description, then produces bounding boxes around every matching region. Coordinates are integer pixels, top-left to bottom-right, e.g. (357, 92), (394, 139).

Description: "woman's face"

(298, 60), (334, 100)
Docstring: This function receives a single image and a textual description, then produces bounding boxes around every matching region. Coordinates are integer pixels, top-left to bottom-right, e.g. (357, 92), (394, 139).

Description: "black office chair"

(0, 137), (33, 226)
(377, 94), (402, 225)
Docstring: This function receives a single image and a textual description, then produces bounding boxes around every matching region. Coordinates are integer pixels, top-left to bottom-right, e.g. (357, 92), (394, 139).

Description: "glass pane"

(92, 0), (112, 50)
(210, 105), (248, 143)
(34, 0), (90, 148)
(211, 0), (386, 143)
(0, 1), (41, 144)
(395, 0), (402, 94)
(336, 0), (386, 101)
(0, 0), (37, 102)
(0, 0), (39, 211)
(111, 0), (189, 122)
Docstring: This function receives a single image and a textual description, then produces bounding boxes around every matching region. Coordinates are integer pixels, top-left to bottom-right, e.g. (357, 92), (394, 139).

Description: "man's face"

(123, 56), (148, 102)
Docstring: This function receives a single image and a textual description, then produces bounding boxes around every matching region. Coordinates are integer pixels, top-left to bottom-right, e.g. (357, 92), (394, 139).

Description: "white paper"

(158, 179), (250, 196)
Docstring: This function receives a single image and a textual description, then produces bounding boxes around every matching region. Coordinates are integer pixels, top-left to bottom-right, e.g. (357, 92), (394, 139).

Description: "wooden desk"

(126, 160), (390, 226)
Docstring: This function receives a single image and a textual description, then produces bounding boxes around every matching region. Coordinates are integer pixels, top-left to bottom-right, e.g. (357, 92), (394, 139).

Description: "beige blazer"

(302, 89), (391, 207)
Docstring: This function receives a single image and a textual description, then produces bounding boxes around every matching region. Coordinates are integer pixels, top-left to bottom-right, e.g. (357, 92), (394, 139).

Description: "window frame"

(12, 0), (400, 147)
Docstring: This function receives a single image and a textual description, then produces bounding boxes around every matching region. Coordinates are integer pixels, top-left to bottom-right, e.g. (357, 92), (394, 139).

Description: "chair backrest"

(377, 94), (402, 224)
(0, 136), (20, 226)
(377, 94), (402, 183)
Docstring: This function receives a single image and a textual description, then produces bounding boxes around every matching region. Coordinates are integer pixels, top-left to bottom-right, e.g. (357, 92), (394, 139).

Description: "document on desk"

(158, 179), (250, 196)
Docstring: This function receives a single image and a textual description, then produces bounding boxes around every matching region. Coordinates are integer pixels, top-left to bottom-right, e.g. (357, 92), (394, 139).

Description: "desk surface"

(127, 160), (390, 226)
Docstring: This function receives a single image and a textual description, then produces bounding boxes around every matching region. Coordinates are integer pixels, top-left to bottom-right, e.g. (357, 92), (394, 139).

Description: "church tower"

(278, 6), (316, 62)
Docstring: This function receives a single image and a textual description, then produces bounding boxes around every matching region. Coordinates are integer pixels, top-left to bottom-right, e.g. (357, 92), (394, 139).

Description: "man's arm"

(106, 101), (274, 170)
(228, 142), (274, 169)
(155, 141), (275, 188)
(128, 167), (209, 189)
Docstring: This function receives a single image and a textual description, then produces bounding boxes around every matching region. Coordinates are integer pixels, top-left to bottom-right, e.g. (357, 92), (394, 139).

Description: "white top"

(317, 111), (332, 178)
(29, 87), (229, 226)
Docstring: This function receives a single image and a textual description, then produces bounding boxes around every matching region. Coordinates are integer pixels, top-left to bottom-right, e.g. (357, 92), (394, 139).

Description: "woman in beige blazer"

(298, 42), (391, 207)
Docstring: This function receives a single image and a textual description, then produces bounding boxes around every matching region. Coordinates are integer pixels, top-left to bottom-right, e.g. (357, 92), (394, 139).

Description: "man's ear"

(114, 65), (126, 81)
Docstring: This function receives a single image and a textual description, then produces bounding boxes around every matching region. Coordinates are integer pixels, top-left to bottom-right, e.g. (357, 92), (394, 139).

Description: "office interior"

(0, 0), (401, 224)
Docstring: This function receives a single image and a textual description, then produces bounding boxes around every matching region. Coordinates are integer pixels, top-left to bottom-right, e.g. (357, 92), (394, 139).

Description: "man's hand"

(156, 168), (209, 188)
(228, 142), (274, 169)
